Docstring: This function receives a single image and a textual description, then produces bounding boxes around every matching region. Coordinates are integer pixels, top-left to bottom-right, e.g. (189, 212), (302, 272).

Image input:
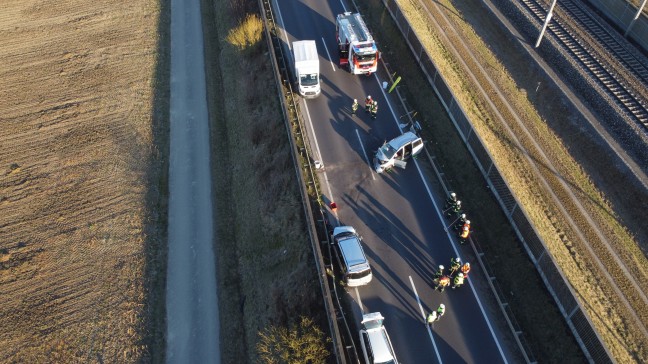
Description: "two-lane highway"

(273, 0), (511, 363)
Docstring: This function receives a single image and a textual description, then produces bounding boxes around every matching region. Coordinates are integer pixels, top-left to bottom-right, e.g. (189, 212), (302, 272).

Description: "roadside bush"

(226, 13), (263, 50)
(256, 316), (330, 364)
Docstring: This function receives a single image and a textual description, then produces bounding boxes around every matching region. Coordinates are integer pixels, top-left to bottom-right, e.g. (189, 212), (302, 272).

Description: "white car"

(373, 131), (424, 173)
(359, 312), (398, 364)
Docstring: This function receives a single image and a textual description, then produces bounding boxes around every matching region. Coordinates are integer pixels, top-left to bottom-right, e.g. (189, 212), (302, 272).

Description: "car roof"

(367, 327), (394, 363)
(338, 235), (367, 268)
(387, 131), (420, 150)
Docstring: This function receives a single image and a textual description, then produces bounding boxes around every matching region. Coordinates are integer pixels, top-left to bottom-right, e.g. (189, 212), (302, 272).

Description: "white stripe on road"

(321, 37), (336, 72)
(355, 128), (376, 180)
(377, 73), (508, 363)
(355, 287), (364, 314)
(409, 275), (443, 364)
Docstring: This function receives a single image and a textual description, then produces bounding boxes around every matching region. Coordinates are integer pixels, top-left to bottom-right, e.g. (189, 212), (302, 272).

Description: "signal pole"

(535, 0), (558, 48)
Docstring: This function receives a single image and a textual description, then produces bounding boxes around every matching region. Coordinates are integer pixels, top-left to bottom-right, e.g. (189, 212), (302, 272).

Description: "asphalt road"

(273, 0), (511, 362)
(165, 0), (220, 362)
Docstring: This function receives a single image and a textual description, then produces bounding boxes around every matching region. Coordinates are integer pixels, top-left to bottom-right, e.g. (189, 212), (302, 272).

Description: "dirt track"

(0, 0), (167, 361)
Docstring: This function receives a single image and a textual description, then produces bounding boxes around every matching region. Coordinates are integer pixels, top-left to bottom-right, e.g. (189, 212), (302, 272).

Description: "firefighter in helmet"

(365, 95), (373, 112)
(452, 273), (465, 289)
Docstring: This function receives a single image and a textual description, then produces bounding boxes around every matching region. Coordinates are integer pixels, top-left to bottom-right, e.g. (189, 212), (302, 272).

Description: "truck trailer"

(292, 40), (321, 98)
(336, 12), (379, 75)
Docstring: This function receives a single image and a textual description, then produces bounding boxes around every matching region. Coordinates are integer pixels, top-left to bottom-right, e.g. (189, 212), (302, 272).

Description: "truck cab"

(292, 40), (320, 98)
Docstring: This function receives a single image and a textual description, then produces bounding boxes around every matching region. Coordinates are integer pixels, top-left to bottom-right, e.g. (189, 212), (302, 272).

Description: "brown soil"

(0, 0), (169, 361)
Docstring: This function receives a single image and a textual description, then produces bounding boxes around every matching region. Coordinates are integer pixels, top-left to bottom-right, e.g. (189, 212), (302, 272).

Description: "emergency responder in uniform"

(452, 273), (465, 289)
(454, 214), (468, 230)
(450, 257), (461, 276)
(444, 192), (457, 209)
(365, 95), (373, 112)
(459, 220), (471, 243)
(426, 311), (437, 325)
(370, 101), (378, 119)
(435, 275), (450, 292)
(351, 99), (358, 115)
(436, 304), (446, 320)
(445, 200), (462, 218)
(433, 265), (445, 280)
(460, 262), (471, 279)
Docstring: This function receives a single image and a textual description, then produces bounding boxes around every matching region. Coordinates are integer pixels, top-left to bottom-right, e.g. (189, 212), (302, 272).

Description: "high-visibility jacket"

(437, 307), (446, 316)
(438, 276), (450, 287)
(365, 98), (373, 107)
(460, 226), (470, 238)
(461, 264), (471, 276)
(454, 275), (464, 286)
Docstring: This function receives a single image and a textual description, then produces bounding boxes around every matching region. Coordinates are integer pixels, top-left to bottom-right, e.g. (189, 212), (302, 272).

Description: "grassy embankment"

(201, 0), (330, 362)
(0, 0), (169, 361)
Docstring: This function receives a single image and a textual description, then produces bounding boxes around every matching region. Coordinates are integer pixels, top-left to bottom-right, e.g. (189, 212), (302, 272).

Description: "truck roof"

(337, 12), (373, 44)
(292, 40), (319, 63)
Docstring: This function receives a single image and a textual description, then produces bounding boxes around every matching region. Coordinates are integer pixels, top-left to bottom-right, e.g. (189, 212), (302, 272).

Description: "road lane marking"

(302, 100), (339, 225)
(321, 37), (336, 72)
(338, 0), (348, 12)
(377, 75), (508, 363)
(355, 287), (364, 314)
(273, 0), (291, 54)
(355, 128), (376, 180)
(409, 276), (443, 364)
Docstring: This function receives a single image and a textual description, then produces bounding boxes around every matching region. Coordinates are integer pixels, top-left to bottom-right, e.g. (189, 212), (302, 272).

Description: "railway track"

(520, 0), (648, 127)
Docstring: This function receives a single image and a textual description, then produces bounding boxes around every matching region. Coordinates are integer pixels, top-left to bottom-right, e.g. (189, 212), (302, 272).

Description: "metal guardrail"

(258, 0), (360, 362)
(375, 0), (614, 362)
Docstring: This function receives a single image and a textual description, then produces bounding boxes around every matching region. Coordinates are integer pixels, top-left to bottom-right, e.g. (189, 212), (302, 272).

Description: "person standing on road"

(450, 257), (461, 276)
(370, 101), (378, 119)
(351, 98), (358, 115)
(436, 304), (446, 320)
(426, 311), (437, 325)
(460, 262), (471, 278)
(365, 95), (373, 112)
(435, 275), (450, 292)
(445, 192), (458, 209)
(452, 273), (465, 289)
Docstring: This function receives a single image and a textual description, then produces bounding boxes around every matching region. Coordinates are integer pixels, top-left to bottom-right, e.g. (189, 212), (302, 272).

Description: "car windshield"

(379, 143), (397, 159)
(300, 74), (318, 86)
(354, 53), (376, 62)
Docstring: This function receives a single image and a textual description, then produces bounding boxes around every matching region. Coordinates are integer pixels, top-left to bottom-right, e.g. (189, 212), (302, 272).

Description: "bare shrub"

(256, 316), (330, 364)
(226, 14), (263, 51)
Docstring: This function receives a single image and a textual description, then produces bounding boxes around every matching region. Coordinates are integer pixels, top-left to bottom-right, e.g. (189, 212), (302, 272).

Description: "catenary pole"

(535, 0), (559, 48)
(624, 0), (647, 37)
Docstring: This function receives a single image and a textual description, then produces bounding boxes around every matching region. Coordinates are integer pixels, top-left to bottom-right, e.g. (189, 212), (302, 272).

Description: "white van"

(359, 312), (399, 364)
(331, 226), (372, 287)
(292, 40), (320, 98)
(373, 131), (424, 173)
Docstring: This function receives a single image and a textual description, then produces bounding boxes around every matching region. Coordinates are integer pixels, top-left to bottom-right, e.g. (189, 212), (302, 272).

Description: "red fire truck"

(336, 12), (379, 75)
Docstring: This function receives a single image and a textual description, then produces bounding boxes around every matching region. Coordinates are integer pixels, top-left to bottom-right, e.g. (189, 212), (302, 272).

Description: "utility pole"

(624, 0), (647, 38)
(535, 0), (558, 48)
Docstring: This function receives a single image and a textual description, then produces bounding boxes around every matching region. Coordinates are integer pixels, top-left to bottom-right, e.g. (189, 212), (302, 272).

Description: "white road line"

(377, 75), (508, 363)
(321, 37), (336, 72)
(355, 128), (376, 180)
(273, 0), (291, 54)
(409, 276), (443, 364)
(354, 287), (364, 313)
(302, 99), (339, 224)
(338, 0), (347, 13)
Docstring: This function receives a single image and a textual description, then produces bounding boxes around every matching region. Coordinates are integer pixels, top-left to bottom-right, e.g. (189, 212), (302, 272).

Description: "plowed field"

(0, 0), (168, 361)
